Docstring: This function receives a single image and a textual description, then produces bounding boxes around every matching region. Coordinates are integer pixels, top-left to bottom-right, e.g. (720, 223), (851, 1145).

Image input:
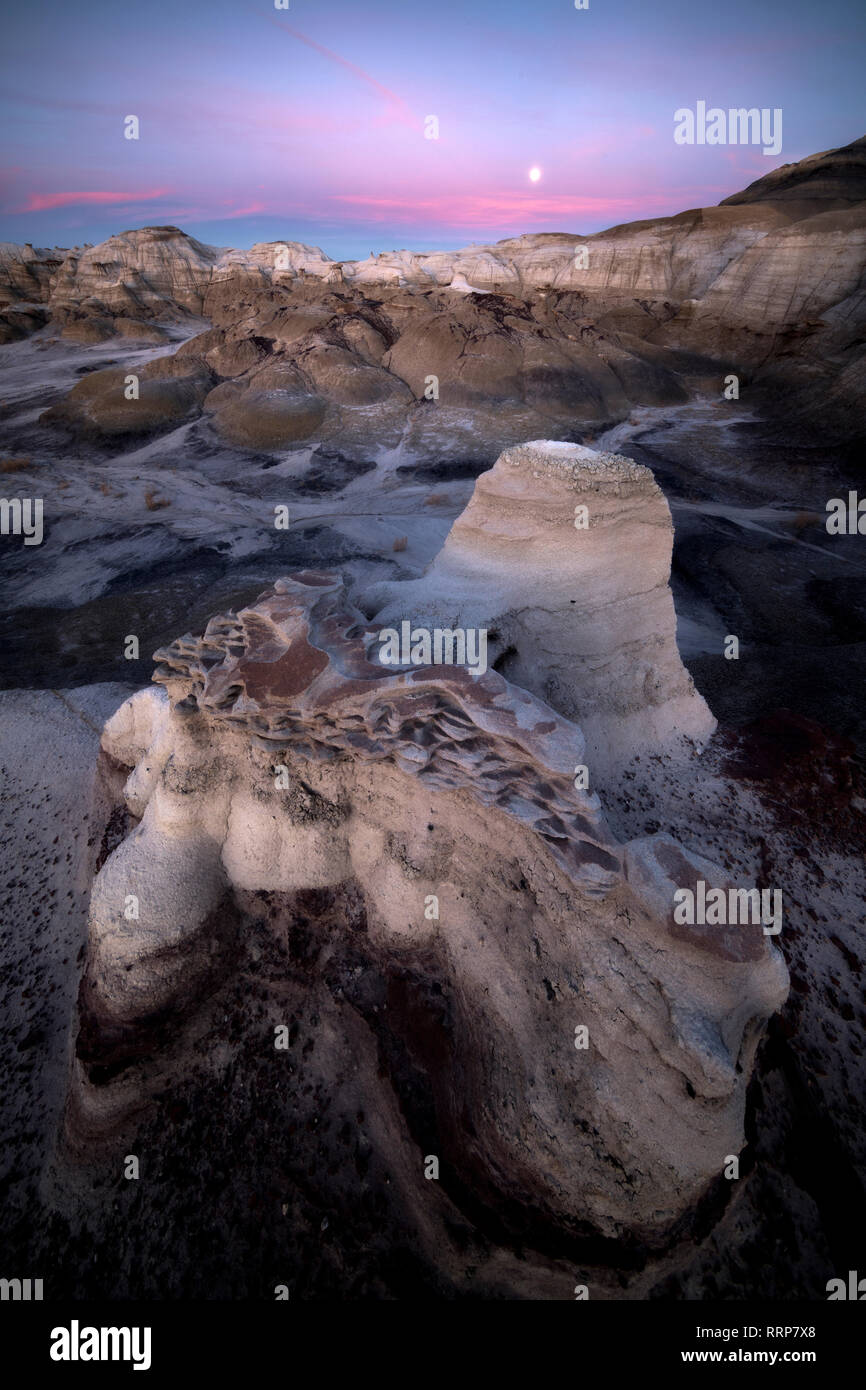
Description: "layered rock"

(11, 135), (866, 441)
(70, 556), (786, 1247)
(720, 135), (866, 210)
(47, 226), (220, 322)
(0, 240), (64, 306)
(365, 441), (715, 778)
(0, 242), (60, 342)
(657, 206), (866, 362)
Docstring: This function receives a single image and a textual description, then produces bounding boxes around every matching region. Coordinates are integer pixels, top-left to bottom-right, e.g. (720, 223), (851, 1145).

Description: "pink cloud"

(327, 191), (672, 228)
(218, 201), (267, 219)
(23, 188), (171, 211)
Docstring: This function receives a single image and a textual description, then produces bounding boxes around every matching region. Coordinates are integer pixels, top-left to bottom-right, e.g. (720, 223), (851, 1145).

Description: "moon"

(529, 166), (542, 183)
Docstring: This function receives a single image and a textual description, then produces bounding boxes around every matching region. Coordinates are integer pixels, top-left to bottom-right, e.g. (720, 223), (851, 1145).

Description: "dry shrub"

(0, 456), (31, 472)
(392, 535), (408, 551)
(144, 489), (170, 511)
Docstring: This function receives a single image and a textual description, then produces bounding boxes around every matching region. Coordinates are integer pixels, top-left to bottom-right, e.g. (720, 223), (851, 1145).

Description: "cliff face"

(658, 207), (866, 357)
(0, 240), (64, 305)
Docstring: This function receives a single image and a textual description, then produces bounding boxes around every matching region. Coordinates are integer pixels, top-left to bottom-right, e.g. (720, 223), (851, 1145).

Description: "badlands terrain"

(0, 136), (864, 1299)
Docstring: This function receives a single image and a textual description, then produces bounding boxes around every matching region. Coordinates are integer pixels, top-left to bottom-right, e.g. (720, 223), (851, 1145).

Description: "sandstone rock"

(245, 360), (309, 392)
(70, 572), (786, 1243)
(0, 302), (49, 343)
(201, 379), (248, 412)
(113, 317), (172, 343)
(380, 293), (652, 423)
(210, 387), (327, 448)
(195, 331), (271, 379)
(296, 342), (413, 406)
(383, 303), (524, 403)
(59, 313), (117, 344)
(340, 315), (390, 363)
(41, 358), (213, 438)
(49, 226), (220, 319)
(0, 241), (64, 307)
(218, 239), (335, 280)
(365, 441), (715, 780)
(139, 353), (214, 386)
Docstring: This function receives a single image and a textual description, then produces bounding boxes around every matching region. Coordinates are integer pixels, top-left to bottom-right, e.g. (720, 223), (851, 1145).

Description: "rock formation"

(69, 450), (787, 1251)
(364, 441), (715, 778)
(37, 276), (687, 456)
(2, 134), (861, 1304)
(3, 135), (862, 445)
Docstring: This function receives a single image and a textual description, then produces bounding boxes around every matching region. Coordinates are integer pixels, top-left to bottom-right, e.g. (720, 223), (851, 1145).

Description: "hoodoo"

(69, 559), (785, 1246)
(365, 440), (716, 782)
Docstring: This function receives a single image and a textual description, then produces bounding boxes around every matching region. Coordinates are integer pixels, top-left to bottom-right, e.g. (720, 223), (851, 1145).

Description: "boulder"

(41, 357), (213, 437)
(210, 387), (327, 448)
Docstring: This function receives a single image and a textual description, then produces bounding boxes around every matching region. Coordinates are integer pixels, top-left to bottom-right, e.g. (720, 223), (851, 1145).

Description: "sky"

(1, 0), (864, 258)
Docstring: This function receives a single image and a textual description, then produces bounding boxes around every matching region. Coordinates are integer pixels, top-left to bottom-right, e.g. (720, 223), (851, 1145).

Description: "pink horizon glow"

(1, 0), (859, 256)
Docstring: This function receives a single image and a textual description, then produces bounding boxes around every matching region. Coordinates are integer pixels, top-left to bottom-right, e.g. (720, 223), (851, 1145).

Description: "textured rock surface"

(720, 136), (866, 208)
(37, 277), (686, 448)
(46, 227), (220, 321)
(70, 566), (786, 1248)
(366, 441), (715, 778)
(42, 353), (216, 437)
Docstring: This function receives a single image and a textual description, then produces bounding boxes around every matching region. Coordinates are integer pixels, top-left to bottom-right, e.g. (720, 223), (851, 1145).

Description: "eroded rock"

(69, 565), (786, 1249)
(366, 440), (716, 779)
